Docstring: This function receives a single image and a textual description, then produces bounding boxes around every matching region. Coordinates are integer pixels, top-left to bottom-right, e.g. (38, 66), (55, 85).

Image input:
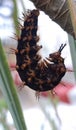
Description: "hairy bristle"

(14, 9), (66, 92)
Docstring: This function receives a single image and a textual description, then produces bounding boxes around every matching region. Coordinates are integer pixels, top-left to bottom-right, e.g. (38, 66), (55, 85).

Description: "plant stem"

(67, 0), (76, 38)
(0, 40), (27, 130)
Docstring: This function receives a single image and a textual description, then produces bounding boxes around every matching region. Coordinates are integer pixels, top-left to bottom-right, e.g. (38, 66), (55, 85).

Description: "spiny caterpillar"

(12, 9), (67, 93)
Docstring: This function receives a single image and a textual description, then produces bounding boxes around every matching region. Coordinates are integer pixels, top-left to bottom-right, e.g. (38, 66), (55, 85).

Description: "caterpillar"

(11, 9), (67, 94)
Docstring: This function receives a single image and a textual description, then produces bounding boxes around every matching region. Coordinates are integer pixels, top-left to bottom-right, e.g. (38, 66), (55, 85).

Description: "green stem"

(12, 0), (20, 35)
(67, 0), (76, 80)
(0, 40), (27, 130)
(67, 0), (76, 38)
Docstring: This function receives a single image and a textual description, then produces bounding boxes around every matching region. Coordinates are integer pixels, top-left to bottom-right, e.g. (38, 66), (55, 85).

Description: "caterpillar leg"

(60, 81), (66, 87)
(35, 91), (41, 100)
(18, 81), (26, 90)
(67, 68), (74, 72)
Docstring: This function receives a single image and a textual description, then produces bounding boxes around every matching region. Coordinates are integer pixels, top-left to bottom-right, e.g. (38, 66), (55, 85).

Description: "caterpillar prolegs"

(11, 9), (67, 95)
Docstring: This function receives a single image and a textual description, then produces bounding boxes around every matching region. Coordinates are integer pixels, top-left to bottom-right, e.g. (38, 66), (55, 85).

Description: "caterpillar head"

(49, 44), (66, 64)
(30, 9), (40, 16)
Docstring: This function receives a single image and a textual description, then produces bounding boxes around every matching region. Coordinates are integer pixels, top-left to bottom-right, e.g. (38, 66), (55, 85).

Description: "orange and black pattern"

(15, 9), (66, 91)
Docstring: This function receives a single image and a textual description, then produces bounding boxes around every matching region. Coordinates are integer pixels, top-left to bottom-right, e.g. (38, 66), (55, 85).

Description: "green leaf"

(67, 0), (76, 38)
(68, 35), (76, 79)
(12, 0), (20, 35)
(0, 40), (27, 130)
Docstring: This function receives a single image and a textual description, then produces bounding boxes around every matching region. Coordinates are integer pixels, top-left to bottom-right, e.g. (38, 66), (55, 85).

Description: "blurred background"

(0, 0), (76, 130)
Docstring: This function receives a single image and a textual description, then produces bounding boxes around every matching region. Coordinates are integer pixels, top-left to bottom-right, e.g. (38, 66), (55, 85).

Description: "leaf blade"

(0, 40), (27, 130)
